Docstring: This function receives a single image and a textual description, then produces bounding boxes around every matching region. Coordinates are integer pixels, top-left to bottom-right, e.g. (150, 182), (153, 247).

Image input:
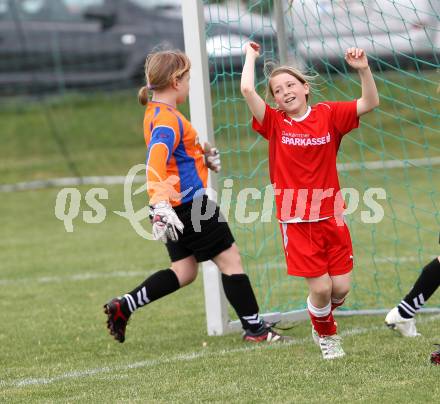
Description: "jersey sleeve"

(251, 104), (278, 140)
(327, 100), (359, 138)
(146, 113), (181, 204)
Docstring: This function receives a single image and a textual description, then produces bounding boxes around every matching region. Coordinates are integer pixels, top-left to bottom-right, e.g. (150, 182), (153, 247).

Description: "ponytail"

(138, 86), (148, 106)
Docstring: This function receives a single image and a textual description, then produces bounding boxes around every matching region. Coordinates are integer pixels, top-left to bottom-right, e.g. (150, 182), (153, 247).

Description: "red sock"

(307, 297), (337, 337)
(308, 310), (337, 337)
(331, 297), (345, 311)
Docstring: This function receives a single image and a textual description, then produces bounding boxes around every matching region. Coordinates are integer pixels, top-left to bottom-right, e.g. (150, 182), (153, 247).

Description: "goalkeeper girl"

(241, 42), (379, 359)
(104, 49), (288, 344)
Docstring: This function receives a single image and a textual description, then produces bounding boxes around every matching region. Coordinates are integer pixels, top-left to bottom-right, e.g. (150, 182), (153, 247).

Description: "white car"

(286, 0), (440, 69)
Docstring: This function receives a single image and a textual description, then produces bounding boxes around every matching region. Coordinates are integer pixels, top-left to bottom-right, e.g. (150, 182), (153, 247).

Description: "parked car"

(286, 0), (440, 70)
(0, 0), (276, 94)
(0, 0), (180, 92)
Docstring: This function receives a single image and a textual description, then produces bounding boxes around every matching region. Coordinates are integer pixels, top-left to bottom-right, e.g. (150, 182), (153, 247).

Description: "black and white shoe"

(243, 325), (291, 343)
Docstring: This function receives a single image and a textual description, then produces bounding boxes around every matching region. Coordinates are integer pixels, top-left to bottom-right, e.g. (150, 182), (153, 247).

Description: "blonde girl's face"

(270, 73), (309, 116)
(176, 71), (190, 104)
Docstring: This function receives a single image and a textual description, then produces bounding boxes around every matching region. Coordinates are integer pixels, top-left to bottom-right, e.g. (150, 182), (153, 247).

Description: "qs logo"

(54, 164), (192, 239)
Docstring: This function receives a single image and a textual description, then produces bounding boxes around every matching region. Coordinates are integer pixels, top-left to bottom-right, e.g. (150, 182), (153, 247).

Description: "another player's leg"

(385, 256), (440, 337)
(104, 255), (198, 343)
(213, 244), (290, 343)
(189, 196), (289, 343)
(307, 274), (345, 359)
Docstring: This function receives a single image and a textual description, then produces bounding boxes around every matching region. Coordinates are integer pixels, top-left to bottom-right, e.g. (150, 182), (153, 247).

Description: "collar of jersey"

(150, 100), (177, 110)
(285, 105), (311, 122)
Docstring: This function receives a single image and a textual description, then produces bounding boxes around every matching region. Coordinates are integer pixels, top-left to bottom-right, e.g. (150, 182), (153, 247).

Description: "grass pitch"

(1, 185), (439, 403)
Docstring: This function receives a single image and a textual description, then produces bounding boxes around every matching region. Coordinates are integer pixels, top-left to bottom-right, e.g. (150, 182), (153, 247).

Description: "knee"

(216, 244), (243, 275)
(310, 282), (333, 300)
(185, 269), (198, 285)
(332, 288), (350, 301)
(332, 281), (351, 300)
(171, 264), (198, 287)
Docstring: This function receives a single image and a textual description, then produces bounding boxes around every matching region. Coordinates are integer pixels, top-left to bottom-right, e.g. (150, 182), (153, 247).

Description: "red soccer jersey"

(252, 101), (359, 221)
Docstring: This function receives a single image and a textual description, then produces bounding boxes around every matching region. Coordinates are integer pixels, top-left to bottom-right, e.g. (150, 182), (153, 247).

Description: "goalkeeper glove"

(204, 142), (221, 173)
(149, 201), (184, 242)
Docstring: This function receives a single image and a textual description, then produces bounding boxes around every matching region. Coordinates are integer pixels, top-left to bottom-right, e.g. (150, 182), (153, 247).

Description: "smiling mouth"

(285, 96), (296, 103)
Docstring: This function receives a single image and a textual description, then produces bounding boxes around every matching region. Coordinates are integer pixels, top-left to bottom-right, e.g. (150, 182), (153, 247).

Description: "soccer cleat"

(104, 298), (130, 343)
(312, 321), (339, 346)
(243, 325), (291, 343)
(318, 335), (345, 360)
(384, 307), (421, 337)
(430, 344), (440, 365)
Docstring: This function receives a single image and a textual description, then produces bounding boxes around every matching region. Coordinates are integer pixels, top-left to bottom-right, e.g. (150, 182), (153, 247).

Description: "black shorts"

(165, 195), (235, 263)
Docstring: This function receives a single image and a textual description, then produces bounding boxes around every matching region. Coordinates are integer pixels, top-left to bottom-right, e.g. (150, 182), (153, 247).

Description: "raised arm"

(344, 47), (380, 117)
(240, 42), (266, 124)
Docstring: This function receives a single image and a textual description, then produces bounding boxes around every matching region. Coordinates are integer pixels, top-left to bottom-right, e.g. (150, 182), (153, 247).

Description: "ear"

(304, 82), (310, 95)
(171, 77), (180, 90)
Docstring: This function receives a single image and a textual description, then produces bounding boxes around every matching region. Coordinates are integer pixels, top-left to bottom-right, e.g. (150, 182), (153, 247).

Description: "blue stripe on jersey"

(170, 113), (204, 204)
(148, 126), (175, 163)
(149, 107), (160, 132)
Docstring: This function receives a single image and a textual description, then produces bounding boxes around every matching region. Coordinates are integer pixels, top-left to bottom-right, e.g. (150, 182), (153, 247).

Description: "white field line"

(0, 255), (434, 286)
(1, 156), (439, 192)
(369, 255), (438, 264)
(337, 156), (440, 172)
(0, 270), (153, 286)
(0, 175), (145, 192)
(1, 254), (434, 286)
(2, 313), (439, 389)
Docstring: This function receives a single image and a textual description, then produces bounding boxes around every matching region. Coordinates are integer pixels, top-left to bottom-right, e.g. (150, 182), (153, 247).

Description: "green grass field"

(1, 69), (439, 402)
(1, 186), (440, 402)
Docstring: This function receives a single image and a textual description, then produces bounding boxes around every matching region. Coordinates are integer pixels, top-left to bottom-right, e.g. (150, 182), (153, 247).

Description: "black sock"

(398, 257), (440, 319)
(221, 273), (264, 333)
(121, 269), (180, 317)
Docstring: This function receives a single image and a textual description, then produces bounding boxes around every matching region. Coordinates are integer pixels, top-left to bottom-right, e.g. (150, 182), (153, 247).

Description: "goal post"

(182, 0), (230, 335)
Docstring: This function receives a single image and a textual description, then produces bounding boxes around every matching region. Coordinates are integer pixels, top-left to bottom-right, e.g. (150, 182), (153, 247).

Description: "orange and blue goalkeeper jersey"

(144, 101), (208, 207)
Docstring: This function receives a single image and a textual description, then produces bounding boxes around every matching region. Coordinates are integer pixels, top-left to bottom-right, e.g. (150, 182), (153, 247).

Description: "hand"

(204, 142), (221, 173)
(344, 47), (369, 70)
(243, 41), (260, 58)
(149, 201), (184, 243)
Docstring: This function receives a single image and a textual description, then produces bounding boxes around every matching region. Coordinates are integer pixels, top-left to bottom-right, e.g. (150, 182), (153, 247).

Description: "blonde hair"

(264, 61), (316, 103)
(138, 50), (191, 106)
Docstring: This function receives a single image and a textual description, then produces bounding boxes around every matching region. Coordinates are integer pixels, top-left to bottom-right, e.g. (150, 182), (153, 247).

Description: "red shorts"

(280, 217), (353, 278)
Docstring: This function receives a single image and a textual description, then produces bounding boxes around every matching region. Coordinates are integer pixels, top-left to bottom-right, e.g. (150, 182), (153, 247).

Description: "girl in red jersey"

(241, 42), (379, 359)
(104, 49), (289, 344)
